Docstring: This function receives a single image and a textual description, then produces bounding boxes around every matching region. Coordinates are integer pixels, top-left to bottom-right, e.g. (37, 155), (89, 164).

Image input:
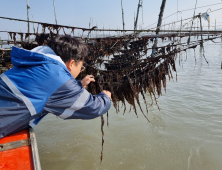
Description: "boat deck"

(0, 128), (41, 170)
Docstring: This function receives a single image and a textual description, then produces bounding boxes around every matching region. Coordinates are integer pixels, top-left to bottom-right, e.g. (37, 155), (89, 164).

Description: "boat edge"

(29, 128), (42, 170)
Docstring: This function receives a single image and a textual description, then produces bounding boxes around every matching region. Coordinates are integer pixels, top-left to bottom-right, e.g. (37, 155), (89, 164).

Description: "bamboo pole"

(187, 0), (198, 45)
(134, 0), (142, 32)
(215, 19), (216, 31)
(53, 0), (58, 25)
(89, 17), (91, 38)
(179, 18), (182, 57)
(151, 0), (167, 57)
(27, 0), (30, 42)
(208, 21), (210, 39)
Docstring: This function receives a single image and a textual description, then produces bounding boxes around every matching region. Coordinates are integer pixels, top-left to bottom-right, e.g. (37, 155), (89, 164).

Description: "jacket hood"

(10, 46), (66, 67)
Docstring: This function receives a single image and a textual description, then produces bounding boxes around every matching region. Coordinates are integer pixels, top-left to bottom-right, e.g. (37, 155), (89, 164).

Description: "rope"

(143, 2), (222, 30)
(147, 6), (222, 31)
(1, 6), (222, 34)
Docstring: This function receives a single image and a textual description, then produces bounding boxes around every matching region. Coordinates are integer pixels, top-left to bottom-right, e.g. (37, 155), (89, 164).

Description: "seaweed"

(0, 29), (215, 162)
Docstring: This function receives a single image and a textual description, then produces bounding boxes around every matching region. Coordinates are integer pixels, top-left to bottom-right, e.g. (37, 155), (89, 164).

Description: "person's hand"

(102, 90), (111, 99)
(81, 75), (95, 88)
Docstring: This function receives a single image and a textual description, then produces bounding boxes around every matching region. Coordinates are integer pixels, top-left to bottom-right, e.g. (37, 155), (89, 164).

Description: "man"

(0, 35), (111, 139)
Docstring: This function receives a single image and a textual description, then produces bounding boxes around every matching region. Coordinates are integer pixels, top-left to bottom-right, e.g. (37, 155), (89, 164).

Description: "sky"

(0, 0), (222, 39)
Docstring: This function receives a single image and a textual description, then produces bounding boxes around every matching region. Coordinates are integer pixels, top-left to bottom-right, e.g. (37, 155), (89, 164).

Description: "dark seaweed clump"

(2, 28), (214, 162)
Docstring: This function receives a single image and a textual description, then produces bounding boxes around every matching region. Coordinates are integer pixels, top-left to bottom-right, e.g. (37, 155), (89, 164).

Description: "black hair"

(47, 35), (88, 63)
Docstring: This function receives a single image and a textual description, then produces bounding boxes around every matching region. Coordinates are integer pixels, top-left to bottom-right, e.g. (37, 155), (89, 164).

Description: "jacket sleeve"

(43, 78), (111, 119)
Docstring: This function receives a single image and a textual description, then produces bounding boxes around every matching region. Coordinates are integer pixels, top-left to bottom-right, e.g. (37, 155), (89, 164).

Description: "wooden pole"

(187, 0), (198, 45)
(31, 14), (35, 34)
(103, 24), (104, 37)
(179, 18), (182, 37)
(121, 0), (125, 31)
(27, 0), (30, 42)
(53, 0), (58, 25)
(215, 19), (216, 31)
(92, 18), (93, 38)
(208, 21), (210, 39)
(199, 14), (203, 47)
(0, 37), (2, 48)
(179, 18), (182, 58)
(151, 0), (167, 57)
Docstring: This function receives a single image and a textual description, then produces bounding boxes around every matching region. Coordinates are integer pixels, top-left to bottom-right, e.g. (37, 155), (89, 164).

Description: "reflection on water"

(35, 41), (222, 170)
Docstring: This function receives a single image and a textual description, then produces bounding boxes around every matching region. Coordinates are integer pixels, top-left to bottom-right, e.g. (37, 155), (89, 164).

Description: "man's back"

(0, 46), (111, 138)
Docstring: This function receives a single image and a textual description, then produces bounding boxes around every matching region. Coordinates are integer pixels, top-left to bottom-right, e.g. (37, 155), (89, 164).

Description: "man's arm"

(43, 78), (111, 120)
(78, 75), (111, 99)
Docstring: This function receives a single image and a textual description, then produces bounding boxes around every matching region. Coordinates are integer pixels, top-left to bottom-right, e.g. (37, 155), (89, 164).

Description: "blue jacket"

(0, 46), (111, 139)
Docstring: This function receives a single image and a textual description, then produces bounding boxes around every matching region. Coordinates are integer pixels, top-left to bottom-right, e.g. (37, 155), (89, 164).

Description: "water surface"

(35, 41), (222, 170)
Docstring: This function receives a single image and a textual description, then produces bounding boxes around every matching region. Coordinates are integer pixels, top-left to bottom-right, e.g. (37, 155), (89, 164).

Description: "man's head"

(48, 35), (88, 78)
